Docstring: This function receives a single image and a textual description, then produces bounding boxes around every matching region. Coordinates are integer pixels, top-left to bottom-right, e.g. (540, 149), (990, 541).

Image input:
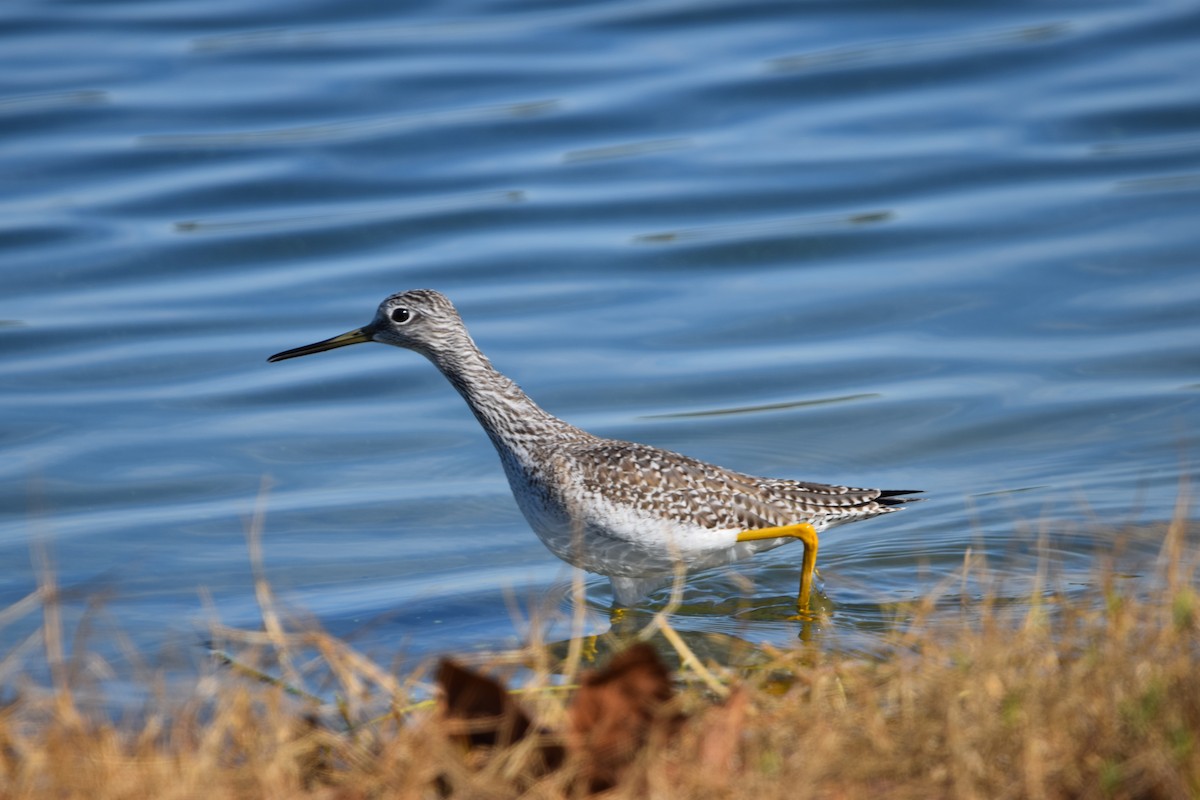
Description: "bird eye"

(390, 307), (411, 324)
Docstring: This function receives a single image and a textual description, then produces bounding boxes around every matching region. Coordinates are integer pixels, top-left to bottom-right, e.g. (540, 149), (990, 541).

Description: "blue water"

(3, 0), (1198, 682)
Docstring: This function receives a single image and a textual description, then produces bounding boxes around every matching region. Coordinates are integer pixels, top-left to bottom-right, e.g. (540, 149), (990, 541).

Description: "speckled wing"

(752, 477), (910, 524)
(561, 438), (910, 533)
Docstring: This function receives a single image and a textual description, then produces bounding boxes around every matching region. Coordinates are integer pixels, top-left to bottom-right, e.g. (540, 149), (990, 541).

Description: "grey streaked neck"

(424, 333), (577, 453)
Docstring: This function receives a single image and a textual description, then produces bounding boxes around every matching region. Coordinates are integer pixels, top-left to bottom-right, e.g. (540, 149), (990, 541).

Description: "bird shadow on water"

(525, 568), (843, 676)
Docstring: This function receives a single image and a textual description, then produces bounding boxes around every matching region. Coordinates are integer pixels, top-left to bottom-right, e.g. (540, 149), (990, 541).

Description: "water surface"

(2, 0), (1198, 685)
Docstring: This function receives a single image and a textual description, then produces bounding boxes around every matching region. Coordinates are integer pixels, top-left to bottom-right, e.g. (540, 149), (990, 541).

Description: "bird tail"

(877, 489), (923, 507)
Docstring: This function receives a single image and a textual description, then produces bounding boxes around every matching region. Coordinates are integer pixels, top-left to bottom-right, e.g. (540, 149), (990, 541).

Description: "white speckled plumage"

(269, 289), (916, 607)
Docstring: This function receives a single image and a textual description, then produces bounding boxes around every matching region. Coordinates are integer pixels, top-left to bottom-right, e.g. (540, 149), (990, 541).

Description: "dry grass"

(2, 507), (1198, 799)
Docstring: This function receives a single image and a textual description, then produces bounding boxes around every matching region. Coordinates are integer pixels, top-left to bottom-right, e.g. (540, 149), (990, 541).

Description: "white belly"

(500, 452), (796, 578)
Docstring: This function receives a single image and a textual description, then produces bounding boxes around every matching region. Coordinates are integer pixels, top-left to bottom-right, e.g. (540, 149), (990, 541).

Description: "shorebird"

(269, 290), (917, 614)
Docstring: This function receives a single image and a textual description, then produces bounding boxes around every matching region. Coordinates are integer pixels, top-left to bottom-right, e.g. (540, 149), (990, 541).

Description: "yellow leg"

(736, 522), (819, 615)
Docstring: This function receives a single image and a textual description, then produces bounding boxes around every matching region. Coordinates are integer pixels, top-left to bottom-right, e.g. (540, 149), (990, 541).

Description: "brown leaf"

(434, 658), (565, 784)
(568, 643), (683, 792)
(436, 658), (533, 750)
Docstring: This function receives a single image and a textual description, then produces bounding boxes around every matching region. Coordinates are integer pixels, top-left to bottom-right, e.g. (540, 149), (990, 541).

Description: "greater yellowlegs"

(269, 290), (917, 613)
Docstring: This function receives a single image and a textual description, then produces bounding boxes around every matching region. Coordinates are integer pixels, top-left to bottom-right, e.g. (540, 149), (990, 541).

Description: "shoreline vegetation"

(2, 501), (1197, 798)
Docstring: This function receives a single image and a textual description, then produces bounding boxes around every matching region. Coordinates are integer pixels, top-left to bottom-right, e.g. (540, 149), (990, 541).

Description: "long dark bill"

(267, 327), (374, 362)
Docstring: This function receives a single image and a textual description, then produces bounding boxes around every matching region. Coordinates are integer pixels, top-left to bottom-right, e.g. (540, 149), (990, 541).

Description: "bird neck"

(426, 336), (575, 453)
